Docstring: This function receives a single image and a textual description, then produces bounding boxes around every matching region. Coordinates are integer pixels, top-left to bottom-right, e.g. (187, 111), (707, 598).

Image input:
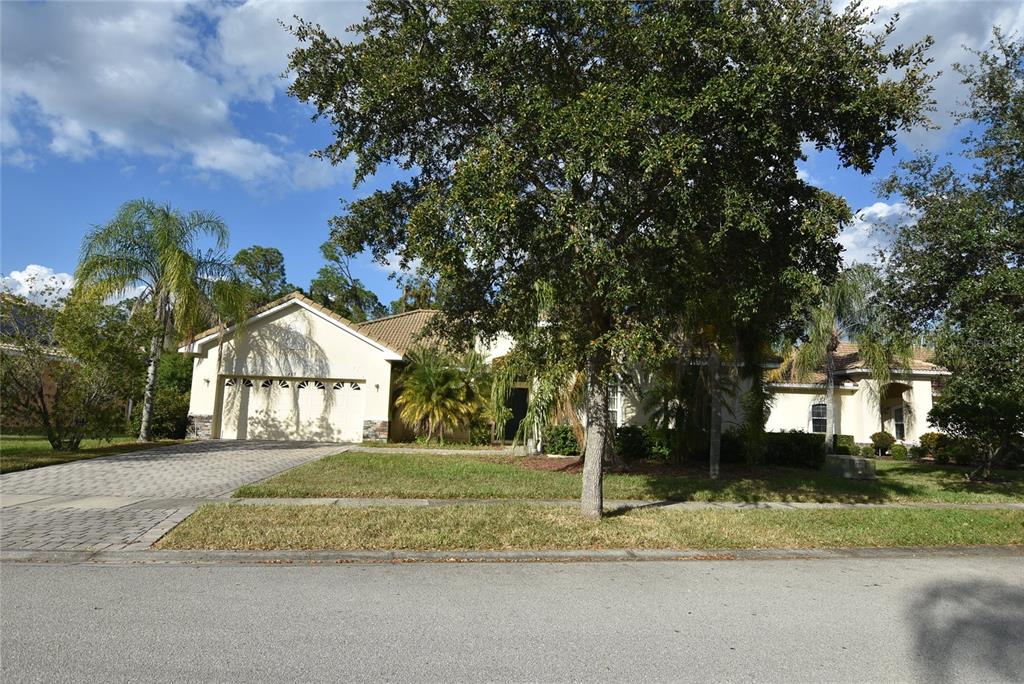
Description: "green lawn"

(157, 504), (1024, 551)
(0, 435), (180, 473)
(234, 451), (1024, 504)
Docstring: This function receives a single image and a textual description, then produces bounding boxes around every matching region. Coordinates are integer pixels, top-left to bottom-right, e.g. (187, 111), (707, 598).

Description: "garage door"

(218, 377), (364, 442)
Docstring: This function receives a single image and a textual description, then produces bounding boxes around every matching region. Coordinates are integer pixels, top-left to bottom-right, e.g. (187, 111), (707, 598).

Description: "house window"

(608, 382), (622, 429)
(810, 403), (827, 433)
(893, 406), (905, 440)
(260, 380), (272, 389)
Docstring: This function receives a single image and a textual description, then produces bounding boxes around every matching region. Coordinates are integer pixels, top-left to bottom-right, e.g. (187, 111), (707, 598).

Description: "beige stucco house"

(180, 292), (440, 442)
(758, 343), (947, 444)
(181, 293), (946, 446)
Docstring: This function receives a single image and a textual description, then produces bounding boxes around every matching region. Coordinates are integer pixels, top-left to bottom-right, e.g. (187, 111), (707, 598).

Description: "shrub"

(615, 425), (649, 460)
(919, 432), (943, 458)
(908, 445), (926, 461)
(934, 435), (975, 466)
(131, 388), (190, 439)
(719, 430), (747, 464)
(890, 443), (908, 460)
(832, 434), (856, 455)
(543, 424), (580, 456)
(859, 445), (876, 458)
(762, 431), (826, 470)
(469, 422), (492, 446)
(644, 426), (674, 460)
(871, 431), (896, 455)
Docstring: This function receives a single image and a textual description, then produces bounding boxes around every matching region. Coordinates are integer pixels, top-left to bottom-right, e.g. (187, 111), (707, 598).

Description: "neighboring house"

(179, 291), (512, 443)
(180, 291), (947, 446)
(762, 343), (948, 444)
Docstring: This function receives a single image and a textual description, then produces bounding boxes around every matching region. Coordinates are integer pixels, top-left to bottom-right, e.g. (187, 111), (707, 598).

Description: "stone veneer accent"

(363, 419), (389, 442)
(189, 414), (214, 440)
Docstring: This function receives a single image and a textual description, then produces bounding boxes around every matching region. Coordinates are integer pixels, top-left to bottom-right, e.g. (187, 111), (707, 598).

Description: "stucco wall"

(185, 304), (396, 438)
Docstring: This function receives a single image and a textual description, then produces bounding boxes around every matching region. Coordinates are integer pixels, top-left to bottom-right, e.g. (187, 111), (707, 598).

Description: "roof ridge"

(357, 308), (438, 325)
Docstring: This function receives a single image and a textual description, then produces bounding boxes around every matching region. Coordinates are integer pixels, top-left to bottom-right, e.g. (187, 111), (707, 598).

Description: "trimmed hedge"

(543, 425), (579, 456)
(833, 434), (857, 455)
(615, 425), (649, 461)
(762, 431), (827, 470)
(871, 431), (896, 455)
(859, 445), (876, 458)
(891, 444), (909, 461)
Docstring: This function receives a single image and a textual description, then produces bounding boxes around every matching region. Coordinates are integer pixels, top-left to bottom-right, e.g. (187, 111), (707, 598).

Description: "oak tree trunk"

(581, 350), (609, 519)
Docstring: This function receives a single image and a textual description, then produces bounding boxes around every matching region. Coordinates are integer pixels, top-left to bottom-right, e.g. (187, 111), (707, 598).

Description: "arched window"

(297, 381), (309, 390)
(242, 378), (254, 388)
(278, 380), (289, 388)
(333, 382), (344, 391)
(350, 382), (361, 391)
(314, 381), (326, 390)
(260, 380), (273, 389)
(224, 378), (235, 387)
(810, 404), (827, 433)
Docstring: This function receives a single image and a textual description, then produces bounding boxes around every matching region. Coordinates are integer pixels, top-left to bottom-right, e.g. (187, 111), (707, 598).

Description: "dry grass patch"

(157, 504), (1024, 551)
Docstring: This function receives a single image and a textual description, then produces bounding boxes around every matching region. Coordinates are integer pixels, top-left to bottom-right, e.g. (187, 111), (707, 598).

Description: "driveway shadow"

(907, 578), (1024, 683)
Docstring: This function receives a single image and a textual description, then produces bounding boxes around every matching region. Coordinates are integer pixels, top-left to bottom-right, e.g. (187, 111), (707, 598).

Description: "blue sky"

(2, 0), (1022, 304)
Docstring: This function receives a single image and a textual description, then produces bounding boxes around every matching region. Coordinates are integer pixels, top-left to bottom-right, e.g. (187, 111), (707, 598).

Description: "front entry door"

(503, 387), (529, 441)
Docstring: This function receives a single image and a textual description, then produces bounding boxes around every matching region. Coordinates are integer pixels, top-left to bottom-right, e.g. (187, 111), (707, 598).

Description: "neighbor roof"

(180, 291), (436, 359)
(353, 309), (438, 357)
(772, 342), (944, 384)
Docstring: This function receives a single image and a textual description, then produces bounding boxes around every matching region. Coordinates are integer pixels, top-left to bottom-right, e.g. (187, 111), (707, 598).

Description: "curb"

(3, 544), (1021, 566)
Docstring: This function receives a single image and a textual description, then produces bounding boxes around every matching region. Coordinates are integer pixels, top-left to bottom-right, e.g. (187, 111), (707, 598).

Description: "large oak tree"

(289, 0), (932, 517)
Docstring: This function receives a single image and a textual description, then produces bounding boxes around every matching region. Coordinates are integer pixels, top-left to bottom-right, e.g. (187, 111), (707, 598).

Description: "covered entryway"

(218, 376), (364, 442)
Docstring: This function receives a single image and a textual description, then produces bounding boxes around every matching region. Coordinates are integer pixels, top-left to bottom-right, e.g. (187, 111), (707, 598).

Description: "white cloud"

(376, 253), (422, 276)
(842, 0), (1024, 147)
(1, 265), (75, 304)
(214, 1), (367, 100)
(839, 201), (917, 266)
(0, 1), (367, 185)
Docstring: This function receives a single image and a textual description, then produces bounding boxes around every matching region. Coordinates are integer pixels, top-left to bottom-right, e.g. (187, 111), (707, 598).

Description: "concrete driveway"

(0, 440), (344, 552)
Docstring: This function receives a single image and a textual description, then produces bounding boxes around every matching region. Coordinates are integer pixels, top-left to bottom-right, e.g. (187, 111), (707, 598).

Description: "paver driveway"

(0, 440), (344, 552)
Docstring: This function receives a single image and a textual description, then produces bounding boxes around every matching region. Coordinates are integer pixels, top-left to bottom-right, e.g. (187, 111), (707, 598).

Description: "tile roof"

(353, 309), (438, 357)
(181, 291), (436, 359)
(772, 342), (943, 384)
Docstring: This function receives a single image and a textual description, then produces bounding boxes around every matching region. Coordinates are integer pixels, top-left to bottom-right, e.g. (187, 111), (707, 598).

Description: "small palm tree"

(76, 199), (232, 441)
(396, 347), (473, 444)
(794, 265), (910, 451)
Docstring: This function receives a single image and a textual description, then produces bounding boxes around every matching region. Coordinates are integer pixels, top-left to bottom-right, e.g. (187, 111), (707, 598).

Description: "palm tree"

(396, 346), (477, 444)
(794, 264), (910, 451)
(75, 199), (232, 441)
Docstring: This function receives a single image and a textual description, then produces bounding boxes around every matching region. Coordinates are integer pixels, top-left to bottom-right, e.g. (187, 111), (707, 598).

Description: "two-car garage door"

(218, 377), (364, 442)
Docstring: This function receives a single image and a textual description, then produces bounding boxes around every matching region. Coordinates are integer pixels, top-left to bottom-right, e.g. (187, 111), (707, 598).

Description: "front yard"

(0, 435), (180, 474)
(157, 504), (1024, 551)
(234, 451), (1024, 504)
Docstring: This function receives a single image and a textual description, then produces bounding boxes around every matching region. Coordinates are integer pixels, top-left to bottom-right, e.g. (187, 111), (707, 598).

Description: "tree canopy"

(289, 0), (933, 516)
(881, 30), (1023, 476)
(233, 245), (295, 304)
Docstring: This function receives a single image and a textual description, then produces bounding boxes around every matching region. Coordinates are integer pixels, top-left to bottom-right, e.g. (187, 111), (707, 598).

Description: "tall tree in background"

(882, 30), (1023, 477)
(75, 199), (232, 441)
(288, 0), (932, 517)
(233, 246), (294, 304)
(390, 273), (439, 314)
(309, 240), (386, 321)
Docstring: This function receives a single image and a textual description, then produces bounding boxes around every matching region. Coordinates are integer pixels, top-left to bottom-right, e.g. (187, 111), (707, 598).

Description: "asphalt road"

(2, 556), (1022, 683)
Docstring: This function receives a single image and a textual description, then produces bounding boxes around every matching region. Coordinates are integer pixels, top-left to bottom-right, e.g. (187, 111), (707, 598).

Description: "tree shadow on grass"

(907, 578), (1024, 683)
